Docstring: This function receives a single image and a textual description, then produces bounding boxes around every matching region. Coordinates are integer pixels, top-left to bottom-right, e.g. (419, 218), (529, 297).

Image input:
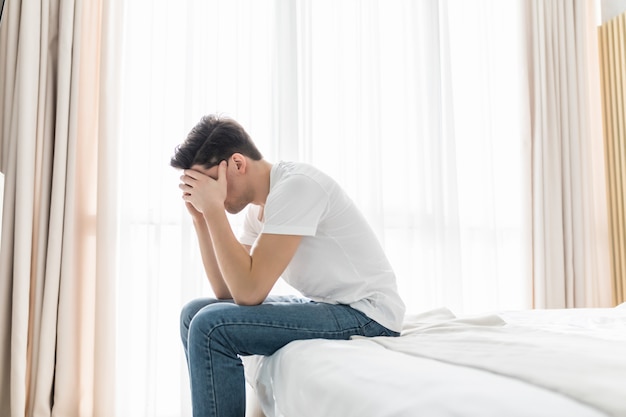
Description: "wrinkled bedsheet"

(243, 304), (626, 417)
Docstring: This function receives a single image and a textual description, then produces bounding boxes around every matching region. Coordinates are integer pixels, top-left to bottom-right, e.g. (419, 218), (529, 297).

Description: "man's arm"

(190, 205), (259, 300)
(184, 202), (232, 299)
(191, 213), (233, 299)
(180, 161), (302, 305)
(204, 209), (302, 305)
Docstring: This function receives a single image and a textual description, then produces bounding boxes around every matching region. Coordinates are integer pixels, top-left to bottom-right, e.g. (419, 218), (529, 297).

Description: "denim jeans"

(180, 295), (399, 417)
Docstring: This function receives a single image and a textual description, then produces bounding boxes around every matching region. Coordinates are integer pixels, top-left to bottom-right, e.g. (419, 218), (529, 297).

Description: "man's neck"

(249, 159), (273, 207)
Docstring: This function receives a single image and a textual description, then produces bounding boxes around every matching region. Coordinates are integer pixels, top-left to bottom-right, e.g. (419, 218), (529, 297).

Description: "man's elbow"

(231, 275), (273, 306)
(232, 290), (267, 306)
(234, 300), (261, 307)
(213, 289), (233, 300)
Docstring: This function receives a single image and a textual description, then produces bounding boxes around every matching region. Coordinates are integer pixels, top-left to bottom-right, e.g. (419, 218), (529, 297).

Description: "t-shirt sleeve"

(239, 204), (263, 246)
(263, 174), (329, 236)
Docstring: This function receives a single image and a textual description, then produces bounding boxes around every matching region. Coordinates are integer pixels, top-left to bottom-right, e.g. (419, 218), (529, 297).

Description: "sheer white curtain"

(117, 0), (530, 415)
(290, 0), (531, 314)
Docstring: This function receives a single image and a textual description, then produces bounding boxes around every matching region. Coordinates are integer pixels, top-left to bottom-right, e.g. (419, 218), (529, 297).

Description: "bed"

(243, 303), (626, 417)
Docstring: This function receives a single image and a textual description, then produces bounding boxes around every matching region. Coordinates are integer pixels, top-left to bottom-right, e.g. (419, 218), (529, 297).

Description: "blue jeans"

(180, 295), (399, 417)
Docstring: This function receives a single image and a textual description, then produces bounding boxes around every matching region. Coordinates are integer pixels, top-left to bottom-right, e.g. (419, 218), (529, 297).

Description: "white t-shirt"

(239, 161), (405, 332)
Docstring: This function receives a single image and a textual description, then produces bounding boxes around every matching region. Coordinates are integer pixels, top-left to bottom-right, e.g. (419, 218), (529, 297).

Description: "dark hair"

(170, 114), (263, 170)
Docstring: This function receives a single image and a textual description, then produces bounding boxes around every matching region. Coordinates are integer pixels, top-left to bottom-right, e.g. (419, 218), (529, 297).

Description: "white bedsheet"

(244, 304), (626, 417)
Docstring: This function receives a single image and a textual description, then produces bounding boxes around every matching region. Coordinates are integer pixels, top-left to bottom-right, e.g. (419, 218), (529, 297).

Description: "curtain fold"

(599, 11), (626, 306)
(527, 0), (611, 308)
(0, 0), (121, 416)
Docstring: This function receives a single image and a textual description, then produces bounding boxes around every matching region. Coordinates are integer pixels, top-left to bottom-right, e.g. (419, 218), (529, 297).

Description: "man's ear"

(230, 153), (247, 174)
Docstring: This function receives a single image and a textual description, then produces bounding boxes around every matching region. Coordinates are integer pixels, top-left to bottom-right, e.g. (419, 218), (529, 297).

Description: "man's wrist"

(191, 213), (208, 227)
(202, 203), (225, 220)
(203, 206), (229, 230)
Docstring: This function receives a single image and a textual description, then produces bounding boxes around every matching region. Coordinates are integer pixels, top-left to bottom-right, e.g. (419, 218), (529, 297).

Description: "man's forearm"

(192, 216), (232, 299)
(204, 210), (256, 303)
(204, 208), (301, 306)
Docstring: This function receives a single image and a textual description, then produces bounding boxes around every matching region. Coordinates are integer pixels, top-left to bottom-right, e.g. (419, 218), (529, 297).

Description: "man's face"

(191, 161), (250, 214)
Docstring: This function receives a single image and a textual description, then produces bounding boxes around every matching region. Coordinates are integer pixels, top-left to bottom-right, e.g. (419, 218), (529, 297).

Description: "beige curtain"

(0, 0), (121, 416)
(599, 11), (626, 306)
(527, 0), (612, 308)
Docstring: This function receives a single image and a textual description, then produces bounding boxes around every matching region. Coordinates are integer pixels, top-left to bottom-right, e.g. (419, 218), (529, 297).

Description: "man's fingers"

(182, 169), (208, 182)
(180, 174), (195, 188)
(182, 169), (197, 179)
(217, 160), (227, 181)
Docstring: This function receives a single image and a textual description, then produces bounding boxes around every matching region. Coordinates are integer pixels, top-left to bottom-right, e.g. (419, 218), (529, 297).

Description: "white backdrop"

(116, 1), (531, 415)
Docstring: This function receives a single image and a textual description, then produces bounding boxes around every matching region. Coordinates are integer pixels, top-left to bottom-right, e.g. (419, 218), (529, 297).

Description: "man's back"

(240, 161), (406, 332)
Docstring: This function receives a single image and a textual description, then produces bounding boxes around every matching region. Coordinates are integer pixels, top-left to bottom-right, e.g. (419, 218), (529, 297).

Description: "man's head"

(170, 114), (263, 170)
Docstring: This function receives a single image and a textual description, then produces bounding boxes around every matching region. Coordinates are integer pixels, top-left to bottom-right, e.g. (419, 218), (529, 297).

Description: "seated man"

(173, 114), (405, 417)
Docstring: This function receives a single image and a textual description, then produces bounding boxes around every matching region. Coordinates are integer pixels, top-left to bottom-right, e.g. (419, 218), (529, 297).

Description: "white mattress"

(243, 303), (626, 417)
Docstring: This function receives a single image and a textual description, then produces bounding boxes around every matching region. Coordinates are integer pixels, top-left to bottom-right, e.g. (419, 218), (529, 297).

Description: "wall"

(602, 0), (626, 23)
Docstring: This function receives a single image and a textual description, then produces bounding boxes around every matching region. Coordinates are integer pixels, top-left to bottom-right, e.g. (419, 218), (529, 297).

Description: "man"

(173, 114), (405, 417)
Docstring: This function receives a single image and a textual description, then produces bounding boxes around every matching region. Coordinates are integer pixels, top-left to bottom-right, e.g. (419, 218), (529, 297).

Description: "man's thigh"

(191, 300), (369, 357)
(183, 295), (308, 323)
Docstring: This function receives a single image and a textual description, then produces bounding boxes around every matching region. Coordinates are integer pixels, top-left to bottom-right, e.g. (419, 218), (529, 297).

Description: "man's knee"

(187, 302), (244, 349)
(181, 299), (204, 330)
(181, 298), (227, 342)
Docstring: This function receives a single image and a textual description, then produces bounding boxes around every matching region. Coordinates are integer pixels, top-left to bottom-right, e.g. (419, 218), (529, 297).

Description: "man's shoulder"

(272, 161), (333, 188)
(267, 162), (335, 210)
(274, 161), (317, 177)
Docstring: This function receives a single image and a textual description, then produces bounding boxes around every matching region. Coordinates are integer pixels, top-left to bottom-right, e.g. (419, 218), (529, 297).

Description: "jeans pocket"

(360, 319), (397, 337)
(346, 307), (398, 337)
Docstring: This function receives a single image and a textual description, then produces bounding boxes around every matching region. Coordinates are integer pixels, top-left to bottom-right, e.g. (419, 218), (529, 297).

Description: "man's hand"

(179, 161), (228, 215)
(184, 201), (204, 222)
